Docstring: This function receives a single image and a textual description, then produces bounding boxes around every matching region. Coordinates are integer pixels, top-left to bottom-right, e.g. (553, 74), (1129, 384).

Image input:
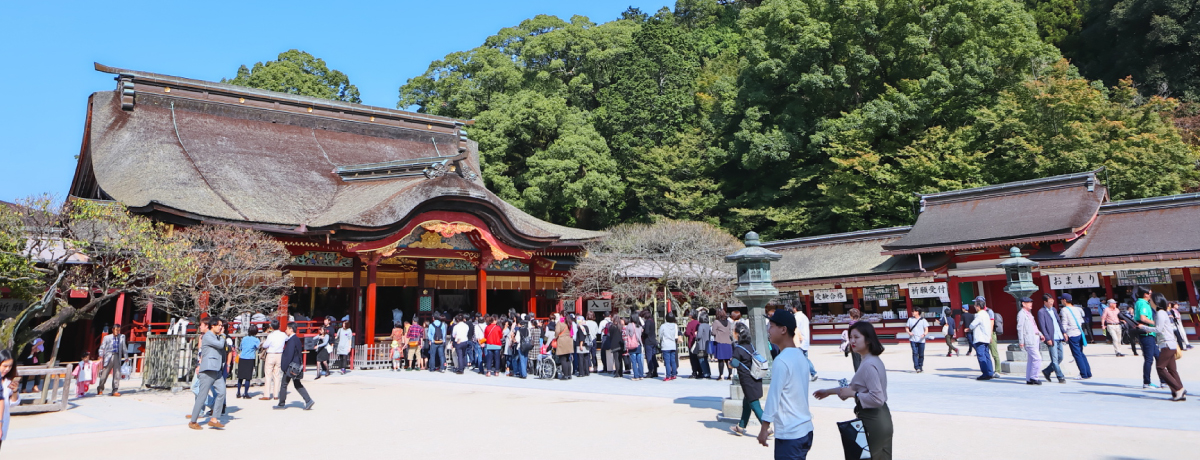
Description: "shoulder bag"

(287, 362), (304, 380)
(837, 418), (871, 460)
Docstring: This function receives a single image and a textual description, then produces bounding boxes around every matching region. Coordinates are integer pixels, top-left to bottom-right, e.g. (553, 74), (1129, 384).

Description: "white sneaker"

(810, 373), (818, 382)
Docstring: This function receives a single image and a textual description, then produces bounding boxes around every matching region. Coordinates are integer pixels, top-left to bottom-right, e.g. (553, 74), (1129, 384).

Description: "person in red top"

(483, 317), (504, 377)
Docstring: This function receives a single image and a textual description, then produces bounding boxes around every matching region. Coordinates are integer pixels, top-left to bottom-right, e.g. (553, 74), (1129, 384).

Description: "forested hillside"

(396, 0), (1200, 239)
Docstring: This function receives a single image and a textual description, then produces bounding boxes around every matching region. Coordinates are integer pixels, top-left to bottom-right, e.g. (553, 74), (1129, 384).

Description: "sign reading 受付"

(1049, 273), (1100, 289)
(811, 289), (847, 304)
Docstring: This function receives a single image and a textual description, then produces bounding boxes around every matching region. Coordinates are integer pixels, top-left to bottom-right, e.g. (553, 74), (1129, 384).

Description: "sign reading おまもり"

(811, 289), (848, 304)
(1049, 273), (1100, 289)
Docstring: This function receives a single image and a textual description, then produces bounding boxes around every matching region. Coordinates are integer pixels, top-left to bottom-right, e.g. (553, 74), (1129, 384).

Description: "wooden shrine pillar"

(804, 293), (813, 319)
(850, 287), (859, 310)
(144, 299), (154, 337)
(1103, 275), (1116, 302)
(199, 291), (210, 320)
(278, 295), (289, 332)
(476, 266), (488, 315)
(946, 279), (963, 337)
(352, 257), (362, 338)
(365, 257), (379, 344)
(904, 290), (914, 318)
(1184, 268), (1199, 339)
(528, 270), (537, 314)
(113, 292), (126, 328)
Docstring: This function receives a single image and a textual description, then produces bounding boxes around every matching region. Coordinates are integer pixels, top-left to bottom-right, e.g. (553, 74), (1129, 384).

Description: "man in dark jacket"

(274, 324), (315, 410)
(1119, 305), (1141, 356)
(1036, 294), (1068, 384)
(641, 310), (658, 378)
(960, 305), (975, 356)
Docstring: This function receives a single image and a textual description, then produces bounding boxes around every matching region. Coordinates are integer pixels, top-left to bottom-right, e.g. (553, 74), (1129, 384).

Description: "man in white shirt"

(259, 320), (287, 400)
(905, 310), (929, 373)
(758, 310), (814, 459)
(792, 307), (818, 381)
(452, 316), (471, 374)
(1059, 293), (1093, 379)
(969, 303), (995, 380)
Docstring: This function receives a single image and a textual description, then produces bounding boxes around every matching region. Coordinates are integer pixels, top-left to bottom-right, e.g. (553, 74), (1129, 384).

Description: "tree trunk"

(48, 325), (65, 367)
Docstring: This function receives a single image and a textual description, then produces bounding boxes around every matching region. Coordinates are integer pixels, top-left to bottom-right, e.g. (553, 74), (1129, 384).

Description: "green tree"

(723, 0), (1057, 237)
(1067, 0), (1200, 101)
(1022, 0), (1084, 45)
(225, 49), (362, 103)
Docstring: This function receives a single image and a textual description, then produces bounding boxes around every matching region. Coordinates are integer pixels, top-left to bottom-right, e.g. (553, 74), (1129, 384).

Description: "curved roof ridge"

(919, 168), (1103, 203)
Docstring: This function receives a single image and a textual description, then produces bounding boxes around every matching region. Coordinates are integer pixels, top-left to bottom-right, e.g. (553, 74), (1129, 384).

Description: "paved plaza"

(8, 342), (1200, 459)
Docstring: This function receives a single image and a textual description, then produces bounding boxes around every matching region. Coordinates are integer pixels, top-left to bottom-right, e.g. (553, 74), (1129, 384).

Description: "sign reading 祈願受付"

(862, 285), (899, 301)
(907, 282), (949, 302)
(1049, 273), (1100, 289)
(811, 289), (848, 304)
(1116, 269), (1172, 287)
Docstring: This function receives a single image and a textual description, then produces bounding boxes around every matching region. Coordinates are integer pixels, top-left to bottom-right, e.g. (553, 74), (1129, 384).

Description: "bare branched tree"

(0, 196), (194, 351)
(566, 220), (741, 317)
(147, 224), (292, 321)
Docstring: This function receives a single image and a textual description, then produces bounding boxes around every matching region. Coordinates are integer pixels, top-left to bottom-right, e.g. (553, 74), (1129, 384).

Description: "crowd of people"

(902, 286), (1189, 401)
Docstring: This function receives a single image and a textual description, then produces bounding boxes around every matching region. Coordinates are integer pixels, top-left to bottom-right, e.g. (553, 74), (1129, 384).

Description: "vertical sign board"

(811, 289), (848, 304)
(907, 282), (950, 303)
(862, 285), (900, 301)
(1116, 269), (1172, 287)
(1048, 273), (1101, 289)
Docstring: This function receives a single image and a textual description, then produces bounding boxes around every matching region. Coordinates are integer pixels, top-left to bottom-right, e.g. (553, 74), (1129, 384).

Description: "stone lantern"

(996, 246), (1039, 301)
(725, 231), (782, 371)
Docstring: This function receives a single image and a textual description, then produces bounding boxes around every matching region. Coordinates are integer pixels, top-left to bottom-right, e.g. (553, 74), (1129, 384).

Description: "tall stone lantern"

(725, 231), (782, 376)
(996, 247), (1039, 301)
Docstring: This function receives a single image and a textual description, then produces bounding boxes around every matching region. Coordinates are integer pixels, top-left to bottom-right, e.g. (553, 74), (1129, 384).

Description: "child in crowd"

(72, 351), (95, 397)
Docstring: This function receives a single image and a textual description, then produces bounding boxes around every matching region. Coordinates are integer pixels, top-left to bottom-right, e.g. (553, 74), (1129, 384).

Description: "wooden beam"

(1184, 268), (1199, 340)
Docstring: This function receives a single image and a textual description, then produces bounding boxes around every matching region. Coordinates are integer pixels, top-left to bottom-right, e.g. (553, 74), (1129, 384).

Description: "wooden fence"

(143, 334), (265, 389)
(12, 365), (73, 414)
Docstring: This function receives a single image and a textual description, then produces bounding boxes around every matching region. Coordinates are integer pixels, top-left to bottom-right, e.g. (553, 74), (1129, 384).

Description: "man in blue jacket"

(189, 317), (228, 429)
(274, 323), (315, 410)
(1038, 293), (1068, 384)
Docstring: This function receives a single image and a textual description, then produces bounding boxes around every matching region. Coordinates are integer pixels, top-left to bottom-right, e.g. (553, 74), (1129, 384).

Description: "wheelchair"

(536, 354), (558, 380)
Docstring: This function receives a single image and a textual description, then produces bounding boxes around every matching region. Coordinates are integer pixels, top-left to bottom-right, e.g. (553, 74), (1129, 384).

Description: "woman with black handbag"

(729, 323), (764, 436)
(814, 321), (892, 460)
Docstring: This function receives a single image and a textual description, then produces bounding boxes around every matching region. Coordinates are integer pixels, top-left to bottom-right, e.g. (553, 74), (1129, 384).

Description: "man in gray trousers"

(189, 317), (228, 430)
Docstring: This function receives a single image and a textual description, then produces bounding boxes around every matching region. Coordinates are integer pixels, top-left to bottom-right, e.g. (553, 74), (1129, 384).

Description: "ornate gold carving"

(409, 231), (453, 249)
(421, 221), (478, 238)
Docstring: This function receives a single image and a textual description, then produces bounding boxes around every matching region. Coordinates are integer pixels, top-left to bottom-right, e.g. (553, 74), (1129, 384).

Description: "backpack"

(519, 328), (533, 354)
(735, 345), (769, 380)
(467, 321), (476, 341)
(433, 323), (445, 344)
(994, 313), (1005, 335)
(623, 328), (639, 350)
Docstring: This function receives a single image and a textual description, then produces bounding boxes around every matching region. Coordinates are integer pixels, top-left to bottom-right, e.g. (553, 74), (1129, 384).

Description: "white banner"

(1049, 272), (1101, 289)
(907, 282), (950, 302)
(812, 289), (848, 304)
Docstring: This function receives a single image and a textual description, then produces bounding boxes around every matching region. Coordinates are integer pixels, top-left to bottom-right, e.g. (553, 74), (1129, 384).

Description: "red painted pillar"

(366, 257), (379, 344)
(114, 292), (126, 327)
(904, 290), (914, 317)
(1103, 275), (1115, 302)
(947, 279), (963, 337)
(476, 266), (487, 315)
(278, 295), (289, 332)
(850, 287), (860, 310)
(528, 270), (537, 314)
(198, 291), (210, 320)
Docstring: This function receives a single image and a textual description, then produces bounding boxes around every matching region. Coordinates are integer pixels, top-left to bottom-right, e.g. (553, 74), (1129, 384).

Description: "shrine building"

(67, 64), (604, 344)
(765, 170), (1200, 344)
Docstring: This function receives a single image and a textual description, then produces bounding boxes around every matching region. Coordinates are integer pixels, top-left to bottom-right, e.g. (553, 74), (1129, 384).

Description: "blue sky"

(0, 0), (672, 203)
